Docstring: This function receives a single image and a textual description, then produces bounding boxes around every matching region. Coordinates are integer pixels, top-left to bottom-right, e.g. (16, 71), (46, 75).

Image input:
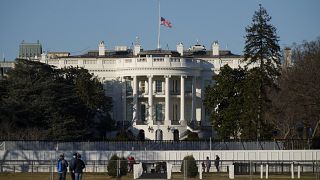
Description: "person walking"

(73, 153), (86, 180)
(201, 161), (205, 173)
(127, 156), (135, 173)
(215, 155), (220, 172)
(69, 153), (77, 180)
(205, 156), (211, 173)
(57, 154), (68, 180)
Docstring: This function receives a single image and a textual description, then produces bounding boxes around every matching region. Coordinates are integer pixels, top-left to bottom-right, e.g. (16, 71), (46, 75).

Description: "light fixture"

(148, 126), (154, 132)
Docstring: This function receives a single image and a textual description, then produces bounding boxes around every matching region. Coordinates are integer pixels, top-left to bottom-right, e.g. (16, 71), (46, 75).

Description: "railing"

(0, 139), (317, 151)
(1, 159), (319, 178)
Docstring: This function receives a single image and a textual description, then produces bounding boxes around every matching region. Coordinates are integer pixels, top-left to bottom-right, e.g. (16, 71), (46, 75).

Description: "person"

(128, 156), (135, 173)
(69, 153), (77, 180)
(205, 156), (211, 173)
(201, 161), (205, 173)
(73, 153), (86, 180)
(57, 154), (68, 180)
(215, 155), (220, 172)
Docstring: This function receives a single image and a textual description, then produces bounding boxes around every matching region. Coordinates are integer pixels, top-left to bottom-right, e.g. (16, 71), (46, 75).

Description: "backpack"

(57, 160), (62, 172)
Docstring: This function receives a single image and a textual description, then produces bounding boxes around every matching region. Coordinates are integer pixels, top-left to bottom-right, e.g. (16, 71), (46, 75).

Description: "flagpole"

(157, 0), (161, 49)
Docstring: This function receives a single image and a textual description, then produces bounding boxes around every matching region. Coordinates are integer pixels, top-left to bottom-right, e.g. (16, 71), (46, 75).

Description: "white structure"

(39, 40), (249, 140)
(98, 41), (105, 56)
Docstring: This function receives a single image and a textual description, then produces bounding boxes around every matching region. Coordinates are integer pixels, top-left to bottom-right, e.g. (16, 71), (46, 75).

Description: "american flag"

(160, 17), (172, 28)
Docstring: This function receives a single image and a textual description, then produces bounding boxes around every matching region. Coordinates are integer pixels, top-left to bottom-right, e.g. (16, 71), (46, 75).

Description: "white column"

(180, 76), (185, 124)
(165, 75), (170, 124)
(298, 165), (300, 179)
(148, 75), (153, 124)
(260, 164), (263, 179)
(132, 76), (138, 125)
(191, 76), (196, 121)
(122, 77), (127, 124)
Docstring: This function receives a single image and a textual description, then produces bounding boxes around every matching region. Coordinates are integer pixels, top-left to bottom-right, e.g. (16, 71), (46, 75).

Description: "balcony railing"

(153, 120), (164, 125)
(171, 120), (180, 125)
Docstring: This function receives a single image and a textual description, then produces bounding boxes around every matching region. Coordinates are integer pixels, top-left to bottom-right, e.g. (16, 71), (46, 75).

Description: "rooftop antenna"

(2, 53), (5, 62)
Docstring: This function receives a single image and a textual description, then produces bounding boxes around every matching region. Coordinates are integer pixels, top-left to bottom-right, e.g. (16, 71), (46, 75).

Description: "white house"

(39, 40), (247, 140)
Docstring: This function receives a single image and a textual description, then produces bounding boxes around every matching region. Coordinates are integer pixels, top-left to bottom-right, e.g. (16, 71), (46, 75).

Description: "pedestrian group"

(57, 153), (86, 180)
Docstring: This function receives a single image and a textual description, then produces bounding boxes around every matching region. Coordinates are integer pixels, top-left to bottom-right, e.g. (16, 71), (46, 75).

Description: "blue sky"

(0, 0), (319, 60)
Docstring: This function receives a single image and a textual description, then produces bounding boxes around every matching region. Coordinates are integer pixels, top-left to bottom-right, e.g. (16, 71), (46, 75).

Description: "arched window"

(173, 130), (179, 141)
(155, 129), (163, 141)
(138, 129), (145, 141)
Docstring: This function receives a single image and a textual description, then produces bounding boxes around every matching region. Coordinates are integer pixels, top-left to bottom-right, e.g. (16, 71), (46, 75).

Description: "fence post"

(298, 164), (300, 179)
(291, 163), (294, 179)
(199, 162), (202, 180)
(51, 159), (54, 180)
(184, 160), (187, 180)
(116, 159), (120, 180)
(260, 164), (263, 179)
(266, 164), (269, 179)
(250, 160), (252, 180)
(228, 164), (234, 179)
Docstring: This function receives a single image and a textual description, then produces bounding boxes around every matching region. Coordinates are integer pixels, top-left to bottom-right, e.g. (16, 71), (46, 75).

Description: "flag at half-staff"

(161, 17), (172, 28)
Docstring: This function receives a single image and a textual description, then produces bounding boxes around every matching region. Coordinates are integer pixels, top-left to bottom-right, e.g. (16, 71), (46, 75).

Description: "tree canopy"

(204, 65), (245, 139)
(0, 59), (113, 140)
(242, 4), (281, 139)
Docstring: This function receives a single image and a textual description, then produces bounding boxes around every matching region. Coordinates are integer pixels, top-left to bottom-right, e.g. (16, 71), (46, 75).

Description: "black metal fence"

(1, 159), (319, 180)
(0, 139), (316, 151)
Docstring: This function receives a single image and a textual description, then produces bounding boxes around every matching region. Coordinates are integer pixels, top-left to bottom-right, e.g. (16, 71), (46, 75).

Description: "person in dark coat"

(57, 154), (68, 180)
(215, 155), (220, 172)
(69, 153), (77, 180)
(73, 153), (86, 180)
(205, 156), (211, 173)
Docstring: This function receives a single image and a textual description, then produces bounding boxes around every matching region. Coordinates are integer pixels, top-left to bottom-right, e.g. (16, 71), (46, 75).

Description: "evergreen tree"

(242, 4), (281, 139)
(0, 59), (113, 140)
(204, 65), (245, 139)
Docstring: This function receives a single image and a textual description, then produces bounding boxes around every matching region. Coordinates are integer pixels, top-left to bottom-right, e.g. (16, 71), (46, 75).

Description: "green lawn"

(0, 172), (317, 180)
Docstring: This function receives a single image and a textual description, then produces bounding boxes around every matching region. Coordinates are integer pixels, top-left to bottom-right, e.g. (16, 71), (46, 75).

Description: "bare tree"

(269, 38), (320, 139)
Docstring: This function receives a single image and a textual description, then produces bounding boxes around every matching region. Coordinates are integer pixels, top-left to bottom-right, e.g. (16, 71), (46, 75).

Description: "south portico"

(118, 73), (203, 140)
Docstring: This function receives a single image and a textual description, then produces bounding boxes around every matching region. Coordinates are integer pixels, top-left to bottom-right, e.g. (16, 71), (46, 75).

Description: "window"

(126, 81), (133, 95)
(172, 103), (178, 121)
(126, 103), (133, 122)
(140, 81), (145, 93)
(156, 104), (164, 122)
(141, 104), (146, 122)
(185, 79), (192, 93)
(104, 80), (113, 94)
(156, 80), (162, 93)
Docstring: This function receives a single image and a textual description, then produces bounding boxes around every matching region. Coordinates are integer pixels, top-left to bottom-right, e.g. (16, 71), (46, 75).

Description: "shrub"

(180, 155), (198, 177)
(186, 132), (200, 140)
(107, 154), (128, 177)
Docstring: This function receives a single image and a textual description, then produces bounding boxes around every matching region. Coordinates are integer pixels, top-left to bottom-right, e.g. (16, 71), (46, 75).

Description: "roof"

(64, 48), (242, 59)
(183, 50), (242, 58)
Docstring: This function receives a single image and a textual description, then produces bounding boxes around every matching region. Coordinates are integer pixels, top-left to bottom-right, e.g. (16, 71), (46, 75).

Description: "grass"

(0, 172), (317, 180)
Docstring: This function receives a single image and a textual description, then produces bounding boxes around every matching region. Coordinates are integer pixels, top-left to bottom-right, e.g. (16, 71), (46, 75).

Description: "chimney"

(99, 41), (105, 56)
(283, 47), (292, 67)
(176, 42), (184, 56)
(212, 41), (219, 56)
(133, 44), (141, 56)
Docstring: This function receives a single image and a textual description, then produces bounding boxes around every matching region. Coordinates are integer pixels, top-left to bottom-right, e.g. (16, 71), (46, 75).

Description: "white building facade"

(39, 41), (248, 140)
